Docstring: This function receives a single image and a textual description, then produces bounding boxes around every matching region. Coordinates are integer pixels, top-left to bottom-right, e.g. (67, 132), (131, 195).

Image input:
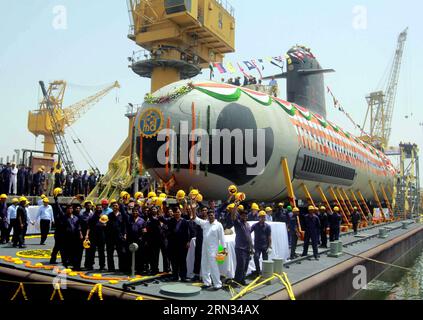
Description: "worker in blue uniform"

(105, 202), (127, 272)
(62, 204), (83, 269)
(50, 196), (66, 265)
(273, 203), (288, 223)
(6, 198), (19, 244)
(160, 206), (191, 281)
(79, 201), (93, 270)
(247, 203), (260, 221)
(328, 206), (342, 241)
(14, 197), (28, 248)
(251, 211), (272, 275)
(36, 197), (54, 245)
(85, 204), (108, 270)
(302, 206), (321, 260)
(230, 205), (253, 286)
(351, 207), (361, 235)
(0, 194), (8, 244)
(288, 207), (300, 259)
(145, 206), (162, 275)
(318, 206), (329, 248)
(127, 205), (146, 274)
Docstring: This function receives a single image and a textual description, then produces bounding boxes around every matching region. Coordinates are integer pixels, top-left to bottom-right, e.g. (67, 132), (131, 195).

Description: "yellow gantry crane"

(28, 80), (120, 172)
(127, 0), (235, 92)
(361, 28), (408, 151)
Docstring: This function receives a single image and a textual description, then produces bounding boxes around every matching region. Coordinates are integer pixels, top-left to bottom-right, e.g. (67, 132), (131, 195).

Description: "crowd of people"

(0, 185), (363, 291)
(0, 163), (101, 197)
(221, 75), (279, 97)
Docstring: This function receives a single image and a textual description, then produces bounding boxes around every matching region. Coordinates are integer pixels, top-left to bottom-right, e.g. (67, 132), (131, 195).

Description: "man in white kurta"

(9, 163), (18, 195)
(193, 210), (227, 290)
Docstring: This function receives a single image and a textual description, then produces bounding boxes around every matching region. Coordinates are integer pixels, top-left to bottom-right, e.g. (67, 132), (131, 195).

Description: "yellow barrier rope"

(10, 282), (28, 301)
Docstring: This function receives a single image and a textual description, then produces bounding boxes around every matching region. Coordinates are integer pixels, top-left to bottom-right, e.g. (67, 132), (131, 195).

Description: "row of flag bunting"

(327, 86), (371, 139)
(209, 56), (285, 79)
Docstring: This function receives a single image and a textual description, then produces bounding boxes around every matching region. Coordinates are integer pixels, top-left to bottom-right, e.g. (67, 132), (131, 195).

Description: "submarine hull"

(135, 80), (395, 201)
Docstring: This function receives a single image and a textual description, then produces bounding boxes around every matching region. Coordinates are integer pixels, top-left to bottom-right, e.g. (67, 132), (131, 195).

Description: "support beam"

(369, 180), (386, 223)
(357, 190), (372, 221)
(301, 183), (316, 207)
(328, 187), (351, 228)
(336, 188), (351, 217)
(341, 188), (360, 229)
(316, 185), (333, 214)
(281, 158), (304, 239)
(281, 158), (296, 208)
(340, 188), (355, 214)
(349, 190), (368, 227)
(380, 184), (394, 221)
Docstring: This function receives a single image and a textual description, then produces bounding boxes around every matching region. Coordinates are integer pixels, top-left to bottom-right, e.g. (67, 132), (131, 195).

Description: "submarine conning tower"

(269, 45), (335, 118)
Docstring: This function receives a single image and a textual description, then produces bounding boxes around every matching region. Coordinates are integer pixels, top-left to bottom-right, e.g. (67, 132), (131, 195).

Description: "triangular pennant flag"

(243, 61), (256, 70)
(225, 61), (236, 74)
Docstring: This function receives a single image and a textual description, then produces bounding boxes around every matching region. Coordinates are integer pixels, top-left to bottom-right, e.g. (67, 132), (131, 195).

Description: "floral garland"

(144, 83), (194, 104)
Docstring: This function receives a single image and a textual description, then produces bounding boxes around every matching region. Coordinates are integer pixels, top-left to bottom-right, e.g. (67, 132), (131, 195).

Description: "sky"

(0, 0), (422, 176)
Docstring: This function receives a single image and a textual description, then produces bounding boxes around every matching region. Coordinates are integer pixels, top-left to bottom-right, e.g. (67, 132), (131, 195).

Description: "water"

(352, 242), (423, 300)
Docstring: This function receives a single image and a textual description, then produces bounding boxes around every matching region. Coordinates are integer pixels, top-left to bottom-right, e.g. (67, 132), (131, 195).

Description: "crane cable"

(67, 126), (100, 174)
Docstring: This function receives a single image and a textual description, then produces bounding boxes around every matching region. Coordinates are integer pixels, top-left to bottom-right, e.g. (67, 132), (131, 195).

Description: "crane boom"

(39, 81), (76, 174)
(64, 81), (120, 126)
(384, 28), (408, 145)
(362, 28), (408, 150)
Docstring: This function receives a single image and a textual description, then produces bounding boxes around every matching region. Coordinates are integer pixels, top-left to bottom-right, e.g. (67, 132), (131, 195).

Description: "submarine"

(134, 46), (396, 201)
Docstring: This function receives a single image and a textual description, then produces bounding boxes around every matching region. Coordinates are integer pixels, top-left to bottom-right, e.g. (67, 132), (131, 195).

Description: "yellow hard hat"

(228, 185), (238, 195)
(134, 192), (144, 200)
(83, 239), (91, 249)
(353, 206), (358, 210)
(190, 189), (200, 197)
(259, 210), (267, 217)
(238, 205), (244, 211)
(53, 188), (63, 197)
(0, 194), (7, 200)
(43, 198), (50, 203)
(235, 192), (246, 202)
(84, 200), (93, 206)
(292, 207), (300, 212)
(251, 203), (259, 211)
(12, 198), (19, 204)
(278, 202), (284, 207)
(320, 206), (326, 211)
(176, 190), (186, 200)
(99, 215), (109, 224)
(154, 197), (164, 206)
(159, 193), (167, 199)
(308, 205), (315, 211)
(120, 191), (130, 200)
(148, 192), (157, 199)
(333, 206), (340, 212)
(40, 194), (46, 199)
(19, 197), (28, 203)
(265, 207), (272, 212)
(227, 203), (236, 210)
(110, 199), (117, 205)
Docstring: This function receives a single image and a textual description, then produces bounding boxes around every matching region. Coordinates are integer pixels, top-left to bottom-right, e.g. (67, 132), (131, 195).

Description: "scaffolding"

(394, 143), (420, 219)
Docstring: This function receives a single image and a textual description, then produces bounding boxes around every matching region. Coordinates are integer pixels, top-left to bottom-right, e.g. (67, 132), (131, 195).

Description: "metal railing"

(216, 0), (235, 17)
